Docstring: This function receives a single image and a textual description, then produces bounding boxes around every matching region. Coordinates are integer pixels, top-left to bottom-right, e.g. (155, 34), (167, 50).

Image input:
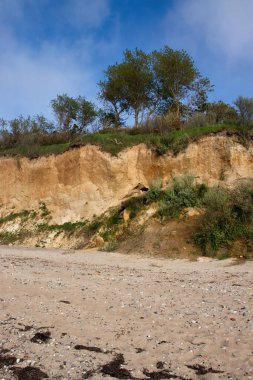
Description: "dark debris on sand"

(74, 345), (105, 353)
(30, 331), (51, 344)
(143, 368), (192, 380)
(0, 353), (17, 368)
(101, 354), (135, 379)
(100, 354), (193, 380)
(186, 364), (224, 375)
(11, 366), (49, 380)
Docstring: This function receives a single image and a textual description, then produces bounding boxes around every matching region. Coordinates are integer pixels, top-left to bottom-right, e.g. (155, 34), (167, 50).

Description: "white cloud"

(0, 38), (96, 119)
(63, 0), (110, 29)
(0, 0), (114, 119)
(165, 0), (253, 62)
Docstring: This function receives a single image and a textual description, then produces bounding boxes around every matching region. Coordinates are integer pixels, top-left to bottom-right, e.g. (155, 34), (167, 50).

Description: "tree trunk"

(134, 109), (139, 128)
(115, 112), (121, 128)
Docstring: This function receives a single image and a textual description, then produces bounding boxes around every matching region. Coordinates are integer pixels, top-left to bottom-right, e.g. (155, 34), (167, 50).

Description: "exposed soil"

(0, 246), (253, 380)
(117, 218), (200, 258)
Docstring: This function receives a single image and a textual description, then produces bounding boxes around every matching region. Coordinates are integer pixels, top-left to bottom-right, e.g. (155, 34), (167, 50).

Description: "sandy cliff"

(0, 135), (252, 223)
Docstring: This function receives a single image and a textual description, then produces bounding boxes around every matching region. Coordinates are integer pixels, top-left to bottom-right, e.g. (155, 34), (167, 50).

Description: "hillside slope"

(0, 134), (252, 224)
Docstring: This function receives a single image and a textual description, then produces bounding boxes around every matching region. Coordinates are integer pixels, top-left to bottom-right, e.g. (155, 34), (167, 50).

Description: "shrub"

(231, 183), (253, 223)
(186, 112), (211, 128)
(87, 217), (103, 233)
(234, 96), (253, 125)
(207, 101), (238, 124)
(194, 184), (253, 255)
(103, 239), (117, 252)
(146, 179), (163, 202)
(140, 112), (182, 135)
(39, 202), (50, 217)
(157, 175), (206, 219)
(105, 210), (122, 228)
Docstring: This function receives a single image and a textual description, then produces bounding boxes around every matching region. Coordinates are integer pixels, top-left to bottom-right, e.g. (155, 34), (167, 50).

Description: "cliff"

(0, 135), (253, 223)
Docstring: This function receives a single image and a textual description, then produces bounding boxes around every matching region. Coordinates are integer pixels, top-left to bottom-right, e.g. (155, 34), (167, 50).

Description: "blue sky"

(0, 0), (252, 121)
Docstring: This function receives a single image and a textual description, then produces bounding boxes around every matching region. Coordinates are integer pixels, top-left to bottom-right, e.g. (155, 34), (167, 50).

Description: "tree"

(75, 96), (97, 132)
(189, 77), (214, 113)
(51, 94), (97, 132)
(98, 64), (130, 128)
(122, 49), (153, 128)
(98, 46), (212, 128)
(99, 48), (153, 128)
(32, 115), (55, 135)
(0, 118), (10, 147)
(51, 94), (79, 131)
(151, 46), (200, 116)
(234, 96), (253, 124)
(207, 101), (238, 124)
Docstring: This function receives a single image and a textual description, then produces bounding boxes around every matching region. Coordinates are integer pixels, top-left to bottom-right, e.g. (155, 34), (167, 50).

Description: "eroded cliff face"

(0, 135), (252, 223)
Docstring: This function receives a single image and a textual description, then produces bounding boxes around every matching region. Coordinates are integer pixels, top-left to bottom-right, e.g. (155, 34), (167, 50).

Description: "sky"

(0, 0), (252, 121)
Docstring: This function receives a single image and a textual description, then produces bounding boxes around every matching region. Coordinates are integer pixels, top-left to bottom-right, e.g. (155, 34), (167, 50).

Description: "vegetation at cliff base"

(195, 184), (253, 257)
(0, 176), (252, 258)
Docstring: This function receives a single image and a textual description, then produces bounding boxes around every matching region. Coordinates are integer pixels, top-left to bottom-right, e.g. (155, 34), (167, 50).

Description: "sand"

(0, 246), (252, 380)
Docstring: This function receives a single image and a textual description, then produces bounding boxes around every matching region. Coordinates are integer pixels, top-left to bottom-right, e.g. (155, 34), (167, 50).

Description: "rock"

(123, 209), (130, 223)
(89, 234), (104, 248)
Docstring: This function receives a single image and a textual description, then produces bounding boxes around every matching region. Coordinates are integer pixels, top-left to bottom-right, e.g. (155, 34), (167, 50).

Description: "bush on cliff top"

(0, 123), (240, 158)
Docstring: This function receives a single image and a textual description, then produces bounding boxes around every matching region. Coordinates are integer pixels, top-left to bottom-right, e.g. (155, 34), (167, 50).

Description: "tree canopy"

(51, 94), (97, 133)
(234, 96), (253, 124)
(98, 45), (212, 127)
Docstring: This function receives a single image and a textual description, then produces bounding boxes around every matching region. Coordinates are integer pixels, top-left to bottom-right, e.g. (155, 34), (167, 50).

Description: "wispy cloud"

(165, 0), (253, 63)
(63, 0), (110, 29)
(0, 0), (114, 119)
(0, 40), (94, 119)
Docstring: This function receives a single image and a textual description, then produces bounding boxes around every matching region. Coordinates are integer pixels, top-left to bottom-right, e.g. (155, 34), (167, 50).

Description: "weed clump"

(0, 229), (31, 244)
(194, 183), (253, 256)
(0, 210), (35, 225)
(37, 221), (87, 233)
(39, 202), (50, 217)
(156, 176), (207, 220)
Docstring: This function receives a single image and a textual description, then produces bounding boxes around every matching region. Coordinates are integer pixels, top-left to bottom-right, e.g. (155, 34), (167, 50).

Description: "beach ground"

(0, 246), (252, 380)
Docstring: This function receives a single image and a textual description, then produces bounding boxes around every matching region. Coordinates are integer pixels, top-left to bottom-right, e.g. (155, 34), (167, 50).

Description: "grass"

(0, 142), (69, 158)
(0, 229), (30, 244)
(0, 123), (242, 158)
(80, 124), (238, 156)
(37, 221), (87, 232)
(0, 210), (36, 225)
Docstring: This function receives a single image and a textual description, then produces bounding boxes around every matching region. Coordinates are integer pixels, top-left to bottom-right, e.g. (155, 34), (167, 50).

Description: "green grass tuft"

(0, 124), (242, 158)
(0, 210), (36, 225)
(37, 221), (87, 232)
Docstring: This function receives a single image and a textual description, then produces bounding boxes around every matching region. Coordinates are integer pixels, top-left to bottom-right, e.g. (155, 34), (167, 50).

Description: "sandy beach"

(0, 246), (252, 379)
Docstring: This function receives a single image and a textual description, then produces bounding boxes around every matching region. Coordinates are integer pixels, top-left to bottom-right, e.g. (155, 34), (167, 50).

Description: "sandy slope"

(0, 246), (252, 380)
